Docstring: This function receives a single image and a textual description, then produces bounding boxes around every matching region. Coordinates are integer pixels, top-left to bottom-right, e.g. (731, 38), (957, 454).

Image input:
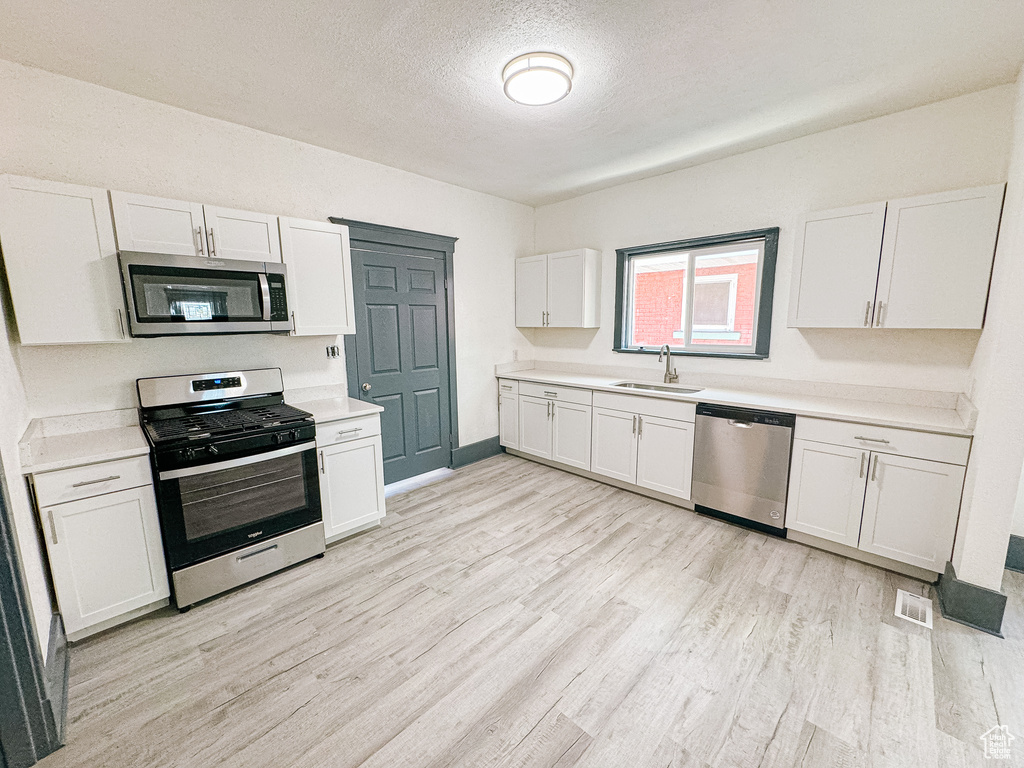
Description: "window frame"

(613, 227), (779, 360)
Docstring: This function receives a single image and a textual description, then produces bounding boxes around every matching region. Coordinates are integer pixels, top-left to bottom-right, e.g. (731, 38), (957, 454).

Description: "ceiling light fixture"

(502, 52), (573, 106)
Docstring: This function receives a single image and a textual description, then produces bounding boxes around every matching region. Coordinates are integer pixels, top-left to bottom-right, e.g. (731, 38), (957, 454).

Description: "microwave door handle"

(258, 273), (272, 321)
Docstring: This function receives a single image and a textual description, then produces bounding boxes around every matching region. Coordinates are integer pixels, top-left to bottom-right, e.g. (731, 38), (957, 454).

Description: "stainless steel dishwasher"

(691, 403), (795, 536)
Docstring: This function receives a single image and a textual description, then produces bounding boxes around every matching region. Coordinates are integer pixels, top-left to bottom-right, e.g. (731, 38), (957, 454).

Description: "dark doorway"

(331, 219), (458, 485)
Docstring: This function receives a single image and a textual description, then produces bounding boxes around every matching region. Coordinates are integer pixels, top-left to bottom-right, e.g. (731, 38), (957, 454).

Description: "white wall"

(532, 87), (1014, 394)
(0, 295), (52, 658)
(0, 60), (534, 447)
(954, 67), (1024, 587)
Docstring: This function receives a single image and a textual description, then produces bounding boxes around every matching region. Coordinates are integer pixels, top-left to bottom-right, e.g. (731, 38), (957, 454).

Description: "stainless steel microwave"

(118, 252), (292, 337)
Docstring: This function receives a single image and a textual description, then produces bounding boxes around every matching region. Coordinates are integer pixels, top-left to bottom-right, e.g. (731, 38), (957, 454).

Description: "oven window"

(178, 453), (309, 541)
(129, 264), (263, 323)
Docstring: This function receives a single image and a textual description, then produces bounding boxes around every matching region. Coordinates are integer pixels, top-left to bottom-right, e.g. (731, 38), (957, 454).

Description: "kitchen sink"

(610, 381), (703, 395)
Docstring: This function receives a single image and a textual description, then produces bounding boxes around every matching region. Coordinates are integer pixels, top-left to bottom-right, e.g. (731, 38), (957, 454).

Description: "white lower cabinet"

(591, 407), (638, 483)
(635, 415), (694, 500)
(40, 482), (169, 638)
(498, 388), (519, 450)
(518, 396), (554, 459)
(317, 414), (386, 544)
(786, 418), (969, 573)
(858, 453), (965, 571)
(552, 402), (592, 470)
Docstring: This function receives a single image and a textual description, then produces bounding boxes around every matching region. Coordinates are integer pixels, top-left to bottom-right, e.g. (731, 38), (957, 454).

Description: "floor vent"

(895, 589), (933, 629)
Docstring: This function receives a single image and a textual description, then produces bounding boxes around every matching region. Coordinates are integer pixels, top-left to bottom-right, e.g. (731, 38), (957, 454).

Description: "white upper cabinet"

(109, 191), (207, 257)
(515, 255), (547, 327)
(875, 185), (1005, 329)
(788, 203), (886, 328)
(203, 205), (282, 263)
(0, 175), (128, 345)
(789, 184), (1005, 330)
(515, 248), (600, 328)
(279, 217), (356, 336)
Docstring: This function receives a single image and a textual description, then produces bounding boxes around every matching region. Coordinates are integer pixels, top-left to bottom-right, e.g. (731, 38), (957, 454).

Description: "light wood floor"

(39, 454), (1024, 768)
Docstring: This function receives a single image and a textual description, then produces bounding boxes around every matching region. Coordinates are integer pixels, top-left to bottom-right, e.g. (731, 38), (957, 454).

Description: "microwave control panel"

(267, 274), (289, 322)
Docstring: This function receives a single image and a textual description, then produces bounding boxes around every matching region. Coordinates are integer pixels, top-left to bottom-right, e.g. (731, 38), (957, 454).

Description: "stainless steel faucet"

(658, 344), (679, 384)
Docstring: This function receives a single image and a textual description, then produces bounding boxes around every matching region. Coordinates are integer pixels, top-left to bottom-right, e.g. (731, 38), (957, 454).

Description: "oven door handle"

(258, 273), (272, 321)
(158, 442), (312, 481)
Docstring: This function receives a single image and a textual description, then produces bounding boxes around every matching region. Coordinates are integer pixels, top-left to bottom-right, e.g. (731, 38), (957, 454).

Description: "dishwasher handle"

(728, 419), (754, 428)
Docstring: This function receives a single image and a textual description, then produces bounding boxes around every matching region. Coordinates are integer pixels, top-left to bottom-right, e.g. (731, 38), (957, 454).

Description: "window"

(614, 228), (779, 358)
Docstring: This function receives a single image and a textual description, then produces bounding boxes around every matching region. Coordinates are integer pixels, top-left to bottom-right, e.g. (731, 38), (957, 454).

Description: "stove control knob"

(208, 445), (219, 456)
(184, 448), (196, 461)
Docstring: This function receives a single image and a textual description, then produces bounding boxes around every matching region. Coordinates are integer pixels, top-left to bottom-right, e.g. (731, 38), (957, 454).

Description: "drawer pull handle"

(338, 428), (362, 436)
(48, 510), (58, 545)
(854, 436), (890, 444)
(501, 385), (513, 391)
(543, 391), (558, 397)
(237, 544), (278, 561)
(71, 475), (121, 488)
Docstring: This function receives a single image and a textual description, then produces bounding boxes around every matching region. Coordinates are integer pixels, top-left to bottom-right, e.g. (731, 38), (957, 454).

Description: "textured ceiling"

(2, 0), (1023, 205)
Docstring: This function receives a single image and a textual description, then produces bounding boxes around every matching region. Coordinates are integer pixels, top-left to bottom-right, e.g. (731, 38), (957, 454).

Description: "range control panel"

(192, 376), (242, 392)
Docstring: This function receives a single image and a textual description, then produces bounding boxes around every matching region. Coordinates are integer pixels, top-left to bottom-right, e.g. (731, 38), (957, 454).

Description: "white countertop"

(20, 394), (381, 474)
(288, 396), (383, 425)
(499, 369), (974, 437)
(20, 424), (150, 474)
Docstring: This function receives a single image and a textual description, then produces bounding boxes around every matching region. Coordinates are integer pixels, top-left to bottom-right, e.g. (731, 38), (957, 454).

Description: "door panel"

(518, 396), (553, 459)
(499, 393), (519, 450)
(203, 205), (282, 263)
(786, 439), (866, 547)
(320, 436), (386, 542)
(788, 203), (886, 328)
(635, 415), (693, 500)
(859, 454), (964, 571)
(552, 402), (592, 470)
(351, 245), (452, 483)
(546, 251), (584, 327)
(515, 255), (547, 327)
(279, 217), (356, 335)
(591, 408), (638, 483)
(876, 185), (1004, 329)
(110, 191), (206, 257)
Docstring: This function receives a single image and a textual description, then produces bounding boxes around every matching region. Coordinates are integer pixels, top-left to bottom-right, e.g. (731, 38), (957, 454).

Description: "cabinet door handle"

(875, 301), (886, 327)
(47, 510), (58, 545)
(870, 454), (880, 482)
(854, 436), (889, 444)
(207, 227), (216, 256)
(864, 301), (872, 327)
(638, 416), (643, 437)
(194, 226), (205, 256)
(71, 475), (121, 488)
(319, 451), (325, 474)
(116, 309), (126, 339)
(859, 452), (867, 478)
(632, 415), (637, 435)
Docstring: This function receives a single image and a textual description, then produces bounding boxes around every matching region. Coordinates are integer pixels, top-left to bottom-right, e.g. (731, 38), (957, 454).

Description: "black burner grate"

(145, 403), (312, 443)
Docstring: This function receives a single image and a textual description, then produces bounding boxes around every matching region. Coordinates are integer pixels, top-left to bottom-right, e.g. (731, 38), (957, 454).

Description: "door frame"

(0, 455), (64, 768)
(330, 218), (460, 467)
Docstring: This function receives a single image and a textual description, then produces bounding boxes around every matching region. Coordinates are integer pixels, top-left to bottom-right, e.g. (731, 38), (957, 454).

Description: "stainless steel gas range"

(137, 368), (324, 610)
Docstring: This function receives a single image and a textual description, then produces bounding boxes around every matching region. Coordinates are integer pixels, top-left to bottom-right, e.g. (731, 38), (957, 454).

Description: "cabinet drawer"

(795, 417), (970, 466)
(519, 381), (592, 405)
(316, 414), (381, 447)
(592, 391), (697, 423)
(498, 379), (519, 396)
(33, 455), (153, 507)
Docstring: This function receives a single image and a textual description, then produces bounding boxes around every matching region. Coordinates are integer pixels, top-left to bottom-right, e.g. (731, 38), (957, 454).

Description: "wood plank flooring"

(38, 454), (1024, 767)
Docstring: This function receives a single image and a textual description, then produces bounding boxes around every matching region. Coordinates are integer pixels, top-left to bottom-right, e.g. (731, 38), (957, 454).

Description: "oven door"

(155, 443), (322, 570)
